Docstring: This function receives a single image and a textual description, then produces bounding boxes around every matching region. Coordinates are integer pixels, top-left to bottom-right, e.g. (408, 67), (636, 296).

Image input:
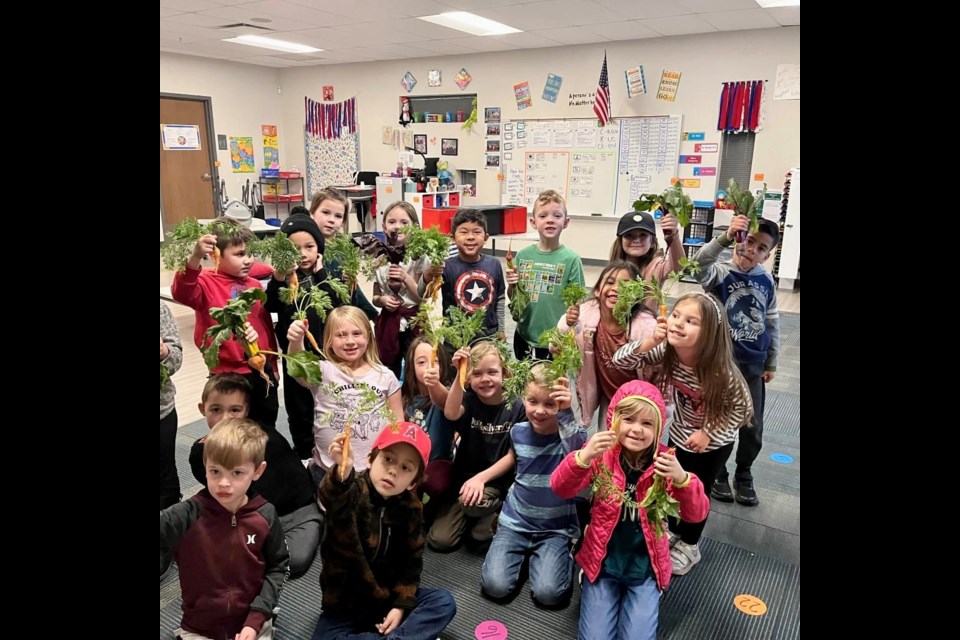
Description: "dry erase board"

(501, 115), (682, 216)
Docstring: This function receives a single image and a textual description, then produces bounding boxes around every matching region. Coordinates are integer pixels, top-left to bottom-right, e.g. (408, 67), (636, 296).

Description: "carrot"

(243, 338), (273, 389)
(659, 303), (668, 318)
(302, 319), (322, 353)
(505, 240), (514, 270)
(340, 423), (351, 478)
(212, 246), (221, 274)
(610, 416), (621, 435)
(431, 275), (443, 303)
(289, 272), (300, 300)
(430, 345), (438, 368)
(458, 358), (468, 391)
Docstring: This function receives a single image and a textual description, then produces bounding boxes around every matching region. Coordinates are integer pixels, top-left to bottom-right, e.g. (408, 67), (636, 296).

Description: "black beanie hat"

(280, 213), (325, 252)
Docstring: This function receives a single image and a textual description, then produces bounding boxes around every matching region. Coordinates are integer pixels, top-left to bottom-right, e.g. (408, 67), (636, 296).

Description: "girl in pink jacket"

(551, 380), (709, 640)
(556, 261), (657, 428)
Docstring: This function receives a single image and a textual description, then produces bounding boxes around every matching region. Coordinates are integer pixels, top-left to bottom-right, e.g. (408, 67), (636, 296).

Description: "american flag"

(594, 51), (610, 127)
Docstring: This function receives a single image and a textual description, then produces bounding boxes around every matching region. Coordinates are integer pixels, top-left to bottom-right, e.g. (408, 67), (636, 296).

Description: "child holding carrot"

(612, 293), (752, 575)
(694, 214), (780, 506)
(556, 261), (658, 430)
(308, 187), (379, 320)
(609, 210), (684, 313)
(265, 213), (344, 459)
(372, 201), (427, 379)
(434, 209), (506, 343)
(551, 380), (709, 639)
(479, 365), (585, 608)
(401, 336), (455, 503)
(427, 341), (525, 552)
(505, 189), (585, 360)
(171, 217), (280, 429)
(287, 306), (403, 488)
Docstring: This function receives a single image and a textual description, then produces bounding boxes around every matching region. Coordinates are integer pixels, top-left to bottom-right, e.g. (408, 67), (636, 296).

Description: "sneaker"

(734, 478), (759, 506)
(670, 541), (701, 576)
(711, 476), (734, 502)
(666, 529), (680, 549)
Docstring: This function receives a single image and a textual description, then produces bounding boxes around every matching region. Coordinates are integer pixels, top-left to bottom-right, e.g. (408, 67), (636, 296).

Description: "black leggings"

(668, 442), (733, 545)
(160, 409), (180, 510)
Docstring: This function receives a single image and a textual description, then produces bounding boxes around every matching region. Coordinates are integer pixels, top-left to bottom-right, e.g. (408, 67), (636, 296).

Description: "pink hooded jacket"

(550, 380), (709, 590)
(556, 299), (657, 426)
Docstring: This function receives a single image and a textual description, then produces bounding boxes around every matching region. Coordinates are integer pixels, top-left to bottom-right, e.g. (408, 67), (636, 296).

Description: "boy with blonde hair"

(160, 418), (289, 640)
(506, 190), (585, 359)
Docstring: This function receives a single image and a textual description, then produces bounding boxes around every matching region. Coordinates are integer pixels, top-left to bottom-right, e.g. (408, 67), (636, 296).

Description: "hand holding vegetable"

(286, 319), (308, 351)
(380, 295), (402, 311)
(581, 430), (617, 464)
(661, 212), (679, 241)
(189, 234), (219, 270)
(653, 450), (687, 484)
(505, 268), (520, 286)
(242, 321), (259, 347)
(450, 347), (472, 389)
(726, 215), (750, 243)
(160, 336), (168, 360)
(550, 377), (571, 411)
(565, 305), (580, 328)
(422, 364), (442, 389)
(683, 429), (710, 453)
(328, 432), (354, 481)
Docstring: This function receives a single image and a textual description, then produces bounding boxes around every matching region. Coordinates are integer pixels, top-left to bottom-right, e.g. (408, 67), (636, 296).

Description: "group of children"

(159, 183), (782, 640)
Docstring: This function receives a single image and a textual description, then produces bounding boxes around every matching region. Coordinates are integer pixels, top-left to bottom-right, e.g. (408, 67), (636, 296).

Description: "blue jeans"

(311, 587), (456, 640)
(481, 528), (573, 606)
(578, 571), (659, 640)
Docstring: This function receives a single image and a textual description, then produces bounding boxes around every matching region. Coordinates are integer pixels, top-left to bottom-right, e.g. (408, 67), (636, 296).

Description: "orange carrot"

(340, 423), (351, 478)
(430, 345), (438, 368)
(213, 246), (221, 274)
(303, 319), (321, 353)
(610, 416), (621, 435)
(431, 276), (443, 303)
(243, 339), (273, 389)
(289, 272), (300, 300)
(458, 359), (468, 391)
(659, 303), (668, 318)
(505, 240), (515, 270)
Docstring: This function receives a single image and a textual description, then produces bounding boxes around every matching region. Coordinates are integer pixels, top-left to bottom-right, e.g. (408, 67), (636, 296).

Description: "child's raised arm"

(443, 347), (471, 420)
(285, 320), (315, 388)
(611, 315), (667, 369)
(550, 430), (617, 498)
(327, 432), (354, 482)
(460, 449), (517, 506)
(423, 362), (449, 410)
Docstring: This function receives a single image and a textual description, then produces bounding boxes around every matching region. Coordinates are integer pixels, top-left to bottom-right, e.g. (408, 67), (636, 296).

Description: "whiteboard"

(502, 115), (682, 217)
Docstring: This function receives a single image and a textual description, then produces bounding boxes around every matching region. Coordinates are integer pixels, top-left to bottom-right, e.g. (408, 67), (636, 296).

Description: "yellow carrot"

(610, 416), (621, 434)
(430, 345), (437, 368)
(213, 246), (221, 274)
(340, 423), (351, 478)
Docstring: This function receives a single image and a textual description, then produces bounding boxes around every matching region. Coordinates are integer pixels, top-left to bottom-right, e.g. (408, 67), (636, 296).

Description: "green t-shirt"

(515, 244), (585, 346)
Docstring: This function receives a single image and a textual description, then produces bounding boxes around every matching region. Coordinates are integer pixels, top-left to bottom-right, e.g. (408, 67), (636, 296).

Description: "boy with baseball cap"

(312, 423), (457, 639)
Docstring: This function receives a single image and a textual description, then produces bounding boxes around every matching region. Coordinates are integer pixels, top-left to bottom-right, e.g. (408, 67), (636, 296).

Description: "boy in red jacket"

(160, 418), (289, 640)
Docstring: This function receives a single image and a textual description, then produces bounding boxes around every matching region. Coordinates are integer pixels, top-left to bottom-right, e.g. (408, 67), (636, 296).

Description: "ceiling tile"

(521, 1), (623, 26)
(640, 14), (718, 36)
(444, 36), (519, 52)
(478, 5), (577, 31)
(491, 31), (565, 48)
(698, 8), (780, 31)
(160, 0), (222, 11)
(766, 6), (800, 26)
(238, 1), (359, 27)
(533, 26), (608, 45)
(594, 0), (692, 20)
(677, 0), (758, 11)
(581, 20), (660, 41)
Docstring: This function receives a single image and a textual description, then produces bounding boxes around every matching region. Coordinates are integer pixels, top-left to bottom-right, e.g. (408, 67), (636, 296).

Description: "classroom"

(161, 3), (800, 638)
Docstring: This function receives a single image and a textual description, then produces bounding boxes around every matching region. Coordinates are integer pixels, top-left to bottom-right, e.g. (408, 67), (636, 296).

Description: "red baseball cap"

(373, 422), (432, 467)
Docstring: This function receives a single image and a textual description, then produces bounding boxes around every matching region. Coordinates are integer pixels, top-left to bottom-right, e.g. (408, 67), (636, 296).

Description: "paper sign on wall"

(161, 124), (201, 150)
(514, 82), (533, 110)
(262, 124), (279, 169)
(694, 143), (718, 153)
(229, 137), (255, 173)
(542, 74), (562, 103)
(625, 66), (646, 98)
(657, 70), (681, 102)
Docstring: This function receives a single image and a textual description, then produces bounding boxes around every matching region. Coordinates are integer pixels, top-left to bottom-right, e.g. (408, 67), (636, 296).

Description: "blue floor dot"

(770, 452), (794, 464)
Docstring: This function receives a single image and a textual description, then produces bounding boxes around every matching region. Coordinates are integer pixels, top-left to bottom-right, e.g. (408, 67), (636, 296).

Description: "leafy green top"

(560, 282), (589, 308)
(727, 179), (767, 234)
(400, 225), (451, 266)
(633, 181), (694, 227)
(201, 288), (266, 371)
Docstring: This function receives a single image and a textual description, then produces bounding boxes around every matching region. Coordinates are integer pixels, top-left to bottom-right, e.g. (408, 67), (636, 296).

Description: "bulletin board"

(501, 115), (683, 216)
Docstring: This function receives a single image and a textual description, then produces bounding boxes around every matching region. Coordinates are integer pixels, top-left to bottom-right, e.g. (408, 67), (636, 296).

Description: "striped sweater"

(611, 342), (752, 451)
(498, 409), (587, 537)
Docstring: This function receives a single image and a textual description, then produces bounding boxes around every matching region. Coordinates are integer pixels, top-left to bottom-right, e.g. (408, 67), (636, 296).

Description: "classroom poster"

(261, 124), (279, 169)
(514, 82), (533, 110)
(230, 137), (255, 173)
(542, 74), (562, 103)
(161, 124), (200, 150)
(625, 66), (646, 98)
(657, 70), (682, 102)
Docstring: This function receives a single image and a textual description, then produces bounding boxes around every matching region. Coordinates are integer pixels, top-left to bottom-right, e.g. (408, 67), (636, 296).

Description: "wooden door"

(160, 96), (218, 230)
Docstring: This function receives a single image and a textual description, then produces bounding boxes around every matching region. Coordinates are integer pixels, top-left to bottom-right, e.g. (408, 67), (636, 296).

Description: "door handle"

(202, 173), (212, 182)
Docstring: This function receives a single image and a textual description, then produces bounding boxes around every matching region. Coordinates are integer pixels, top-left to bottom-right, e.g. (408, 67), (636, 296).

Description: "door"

(160, 95), (219, 231)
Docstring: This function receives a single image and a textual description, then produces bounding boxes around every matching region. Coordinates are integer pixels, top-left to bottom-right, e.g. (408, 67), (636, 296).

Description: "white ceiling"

(160, 0), (800, 68)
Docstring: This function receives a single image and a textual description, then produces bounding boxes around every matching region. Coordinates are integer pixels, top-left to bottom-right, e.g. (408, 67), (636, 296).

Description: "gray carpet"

(161, 312), (800, 639)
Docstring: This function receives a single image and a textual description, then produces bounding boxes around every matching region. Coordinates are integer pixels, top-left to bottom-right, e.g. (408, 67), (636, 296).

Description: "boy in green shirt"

(506, 190), (585, 360)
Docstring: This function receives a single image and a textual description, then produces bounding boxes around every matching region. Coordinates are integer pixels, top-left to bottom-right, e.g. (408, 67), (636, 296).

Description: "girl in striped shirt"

(612, 292), (752, 576)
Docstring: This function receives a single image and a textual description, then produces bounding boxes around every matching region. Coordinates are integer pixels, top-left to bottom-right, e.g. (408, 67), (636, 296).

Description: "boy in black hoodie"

(312, 422), (457, 639)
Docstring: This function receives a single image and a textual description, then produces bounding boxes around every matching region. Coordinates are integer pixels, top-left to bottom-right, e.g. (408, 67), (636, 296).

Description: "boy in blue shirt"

(478, 365), (586, 608)
(694, 214), (780, 506)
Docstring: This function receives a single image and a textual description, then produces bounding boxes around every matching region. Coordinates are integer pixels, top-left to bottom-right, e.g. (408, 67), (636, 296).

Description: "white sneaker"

(670, 541), (701, 576)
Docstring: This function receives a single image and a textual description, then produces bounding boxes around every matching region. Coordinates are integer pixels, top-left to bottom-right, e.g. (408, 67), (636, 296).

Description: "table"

(332, 184), (376, 234)
(197, 217), (279, 237)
